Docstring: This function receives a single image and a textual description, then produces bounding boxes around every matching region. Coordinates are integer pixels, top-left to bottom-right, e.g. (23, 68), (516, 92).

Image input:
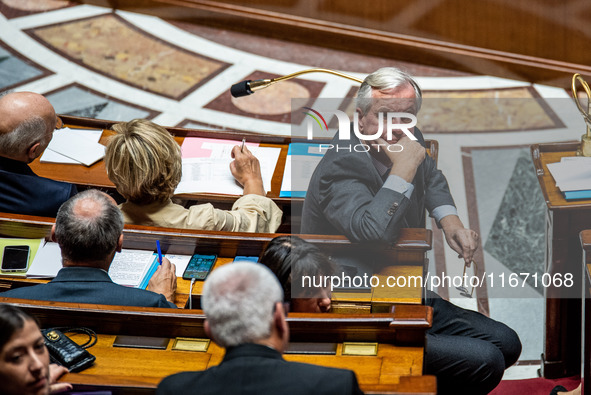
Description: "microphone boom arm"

(231, 68), (363, 97)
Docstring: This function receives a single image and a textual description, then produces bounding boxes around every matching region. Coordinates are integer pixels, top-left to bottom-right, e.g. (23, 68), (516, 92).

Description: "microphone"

(230, 68), (363, 98)
(230, 79), (272, 97)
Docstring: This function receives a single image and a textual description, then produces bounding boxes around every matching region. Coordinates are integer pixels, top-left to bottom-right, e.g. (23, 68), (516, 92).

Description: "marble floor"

(0, 0), (588, 382)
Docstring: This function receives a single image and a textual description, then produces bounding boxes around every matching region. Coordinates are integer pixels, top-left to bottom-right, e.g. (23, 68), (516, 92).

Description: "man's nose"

(318, 296), (331, 312)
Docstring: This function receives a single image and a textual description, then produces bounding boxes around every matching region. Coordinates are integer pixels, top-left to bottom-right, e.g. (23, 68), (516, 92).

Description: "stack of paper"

(41, 127), (105, 166)
(26, 242), (191, 288)
(176, 137), (281, 195)
(280, 143), (326, 198)
(547, 157), (591, 200)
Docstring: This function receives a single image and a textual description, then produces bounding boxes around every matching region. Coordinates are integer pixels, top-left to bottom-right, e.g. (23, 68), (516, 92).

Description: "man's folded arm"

(320, 176), (412, 243)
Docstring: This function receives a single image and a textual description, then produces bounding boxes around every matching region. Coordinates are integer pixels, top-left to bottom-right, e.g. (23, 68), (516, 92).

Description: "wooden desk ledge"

(0, 298), (435, 394)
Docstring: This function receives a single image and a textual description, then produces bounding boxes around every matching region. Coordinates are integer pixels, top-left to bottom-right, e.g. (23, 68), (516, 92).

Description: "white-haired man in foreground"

(156, 262), (364, 395)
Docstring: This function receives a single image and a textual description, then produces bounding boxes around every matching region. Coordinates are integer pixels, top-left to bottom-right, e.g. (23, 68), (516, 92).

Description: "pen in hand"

(240, 138), (245, 152)
(156, 240), (163, 265)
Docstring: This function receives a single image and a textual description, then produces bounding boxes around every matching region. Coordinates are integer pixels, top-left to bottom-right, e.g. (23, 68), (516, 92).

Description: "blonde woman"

(104, 119), (282, 232)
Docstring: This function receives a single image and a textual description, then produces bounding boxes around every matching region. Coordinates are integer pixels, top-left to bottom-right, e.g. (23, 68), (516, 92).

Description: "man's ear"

(273, 302), (288, 340)
(27, 142), (41, 162)
(355, 107), (365, 134)
(204, 320), (212, 339)
(50, 224), (57, 242)
(116, 234), (123, 253)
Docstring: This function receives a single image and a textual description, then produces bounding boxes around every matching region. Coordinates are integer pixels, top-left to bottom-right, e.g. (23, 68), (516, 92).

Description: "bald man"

(0, 92), (77, 217)
(2, 189), (177, 308)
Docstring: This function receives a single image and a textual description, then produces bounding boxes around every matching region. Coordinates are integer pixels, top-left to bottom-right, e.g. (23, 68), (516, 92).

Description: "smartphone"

(1, 245), (30, 272)
(182, 254), (217, 280)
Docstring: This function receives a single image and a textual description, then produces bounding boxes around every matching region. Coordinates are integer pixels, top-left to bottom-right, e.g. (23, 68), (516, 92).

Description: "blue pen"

(156, 240), (163, 265)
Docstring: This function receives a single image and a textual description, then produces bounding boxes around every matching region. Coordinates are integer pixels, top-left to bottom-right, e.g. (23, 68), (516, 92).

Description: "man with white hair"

(0, 92), (76, 217)
(302, 67), (522, 395)
(156, 262), (364, 395)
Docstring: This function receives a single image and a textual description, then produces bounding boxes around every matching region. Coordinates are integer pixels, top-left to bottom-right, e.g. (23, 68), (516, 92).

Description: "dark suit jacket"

(0, 156), (77, 217)
(2, 267), (176, 308)
(156, 343), (364, 395)
(301, 130), (455, 242)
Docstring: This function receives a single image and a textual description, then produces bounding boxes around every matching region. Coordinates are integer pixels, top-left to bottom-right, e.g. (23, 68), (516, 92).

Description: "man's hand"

(230, 145), (265, 196)
(49, 364), (71, 394)
(440, 215), (479, 265)
(148, 257), (177, 303)
(379, 136), (425, 183)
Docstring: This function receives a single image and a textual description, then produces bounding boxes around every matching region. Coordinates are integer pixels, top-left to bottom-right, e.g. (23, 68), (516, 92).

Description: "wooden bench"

(0, 211), (432, 311)
(0, 298), (436, 394)
(27, 114), (439, 234)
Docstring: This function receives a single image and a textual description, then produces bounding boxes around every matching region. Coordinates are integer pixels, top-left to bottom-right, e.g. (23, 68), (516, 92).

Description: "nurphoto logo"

(303, 107), (417, 153)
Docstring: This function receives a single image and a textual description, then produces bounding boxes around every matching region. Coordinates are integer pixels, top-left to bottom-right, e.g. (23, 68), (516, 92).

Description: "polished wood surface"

(0, 298), (436, 394)
(78, 0), (591, 87)
(30, 115), (438, 233)
(531, 142), (591, 210)
(31, 115), (290, 202)
(531, 143), (591, 378)
(0, 211), (431, 308)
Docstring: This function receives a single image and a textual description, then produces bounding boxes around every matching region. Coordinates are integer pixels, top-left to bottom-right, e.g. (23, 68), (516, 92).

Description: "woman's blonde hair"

(105, 119), (181, 204)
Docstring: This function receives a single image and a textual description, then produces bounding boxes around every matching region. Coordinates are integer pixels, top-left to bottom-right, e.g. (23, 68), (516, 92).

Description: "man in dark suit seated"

(0, 91), (77, 217)
(301, 67), (521, 395)
(156, 262), (364, 395)
(2, 189), (177, 308)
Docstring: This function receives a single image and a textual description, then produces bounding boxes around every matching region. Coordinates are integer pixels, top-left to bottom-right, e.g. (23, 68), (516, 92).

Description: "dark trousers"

(423, 291), (522, 395)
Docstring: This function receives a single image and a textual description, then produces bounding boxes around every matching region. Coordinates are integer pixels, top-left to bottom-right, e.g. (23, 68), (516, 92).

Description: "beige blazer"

(120, 195), (282, 233)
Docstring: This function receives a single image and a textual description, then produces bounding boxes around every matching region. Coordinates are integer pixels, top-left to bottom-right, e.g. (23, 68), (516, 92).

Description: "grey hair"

(202, 262), (283, 348)
(55, 189), (124, 263)
(356, 67), (422, 115)
(0, 116), (46, 157)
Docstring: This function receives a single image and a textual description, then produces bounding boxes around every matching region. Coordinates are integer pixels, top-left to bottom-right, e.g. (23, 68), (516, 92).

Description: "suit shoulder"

(157, 372), (203, 394)
(287, 360), (357, 381)
(286, 362), (360, 393)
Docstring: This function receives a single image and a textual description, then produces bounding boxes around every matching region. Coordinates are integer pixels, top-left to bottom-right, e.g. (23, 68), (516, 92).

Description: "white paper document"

(27, 241), (62, 278)
(164, 254), (192, 277)
(108, 249), (156, 288)
(280, 154), (324, 197)
(41, 128), (104, 164)
(547, 157), (591, 191)
(175, 146), (281, 195)
(43, 127), (105, 166)
(279, 143), (325, 197)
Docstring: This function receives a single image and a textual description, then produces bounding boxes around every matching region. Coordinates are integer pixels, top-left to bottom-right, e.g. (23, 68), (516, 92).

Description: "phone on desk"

(182, 254), (217, 280)
(1, 245), (30, 272)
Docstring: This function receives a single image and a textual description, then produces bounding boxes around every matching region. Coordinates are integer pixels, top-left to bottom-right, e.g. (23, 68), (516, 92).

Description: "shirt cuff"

(431, 205), (458, 223)
(383, 175), (414, 200)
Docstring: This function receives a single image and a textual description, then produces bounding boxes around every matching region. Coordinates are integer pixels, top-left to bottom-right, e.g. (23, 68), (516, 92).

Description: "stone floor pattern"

(1, 0), (588, 380)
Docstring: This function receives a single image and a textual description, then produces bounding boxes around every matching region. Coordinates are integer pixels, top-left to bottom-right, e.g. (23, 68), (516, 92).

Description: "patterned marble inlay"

(206, 71), (325, 124)
(0, 45), (46, 90)
(231, 81), (310, 115)
(419, 87), (563, 133)
(29, 14), (229, 99)
(483, 150), (545, 293)
(2, 0), (70, 11)
(45, 84), (157, 121)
